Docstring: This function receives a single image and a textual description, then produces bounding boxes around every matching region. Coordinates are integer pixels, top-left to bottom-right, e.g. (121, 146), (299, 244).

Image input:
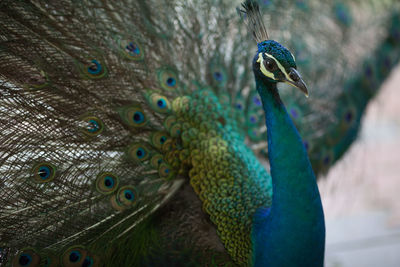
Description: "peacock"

(238, 2), (326, 265)
(0, 0), (399, 266)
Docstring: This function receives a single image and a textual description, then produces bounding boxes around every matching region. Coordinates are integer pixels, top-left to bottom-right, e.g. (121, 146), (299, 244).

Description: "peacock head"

(238, 0), (308, 96)
(253, 40), (308, 97)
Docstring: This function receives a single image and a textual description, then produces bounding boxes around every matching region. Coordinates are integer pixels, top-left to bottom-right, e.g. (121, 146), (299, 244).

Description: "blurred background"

(322, 65), (400, 267)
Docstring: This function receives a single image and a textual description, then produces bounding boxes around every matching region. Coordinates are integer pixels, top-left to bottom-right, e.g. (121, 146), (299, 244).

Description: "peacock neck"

(257, 80), (320, 208)
(251, 78), (325, 266)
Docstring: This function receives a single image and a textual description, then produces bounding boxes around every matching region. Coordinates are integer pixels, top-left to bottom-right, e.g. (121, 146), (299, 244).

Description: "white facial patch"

(290, 52), (296, 62)
(257, 52), (296, 83)
(257, 53), (275, 79)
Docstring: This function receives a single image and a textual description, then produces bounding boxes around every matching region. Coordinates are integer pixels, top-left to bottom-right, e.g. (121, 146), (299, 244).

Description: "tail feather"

(0, 0), (399, 265)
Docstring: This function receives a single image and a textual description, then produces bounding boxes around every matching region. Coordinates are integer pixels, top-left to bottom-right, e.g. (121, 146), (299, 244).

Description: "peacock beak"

(284, 68), (309, 97)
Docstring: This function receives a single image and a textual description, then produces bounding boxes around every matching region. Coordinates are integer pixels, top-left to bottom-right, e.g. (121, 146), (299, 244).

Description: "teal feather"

(0, 0), (399, 266)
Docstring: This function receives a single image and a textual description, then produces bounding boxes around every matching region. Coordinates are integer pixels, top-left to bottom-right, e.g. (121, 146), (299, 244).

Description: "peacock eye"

(264, 58), (277, 71)
(289, 71), (300, 82)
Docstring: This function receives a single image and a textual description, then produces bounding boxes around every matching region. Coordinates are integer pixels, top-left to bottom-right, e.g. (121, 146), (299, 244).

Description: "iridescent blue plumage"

(249, 35), (324, 267)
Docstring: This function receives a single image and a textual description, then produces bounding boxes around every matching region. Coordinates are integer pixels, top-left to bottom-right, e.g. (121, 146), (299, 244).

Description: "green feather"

(0, 0), (399, 265)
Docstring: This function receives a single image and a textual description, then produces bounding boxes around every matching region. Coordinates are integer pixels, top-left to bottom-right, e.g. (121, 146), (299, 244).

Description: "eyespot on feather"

(119, 38), (144, 61)
(80, 115), (104, 137)
(150, 153), (164, 168)
(209, 64), (227, 87)
(31, 162), (56, 183)
(78, 58), (107, 79)
(12, 248), (41, 267)
(247, 112), (260, 126)
(247, 127), (264, 142)
(127, 143), (150, 162)
(157, 68), (179, 91)
(148, 93), (171, 113)
(316, 149), (335, 174)
(81, 253), (99, 267)
(341, 106), (357, 128)
(117, 186), (137, 207)
(118, 105), (148, 128)
(150, 132), (170, 149)
(234, 100), (245, 111)
(158, 162), (174, 180)
(61, 246), (88, 267)
(95, 172), (119, 194)
(287, 105), (303, 122)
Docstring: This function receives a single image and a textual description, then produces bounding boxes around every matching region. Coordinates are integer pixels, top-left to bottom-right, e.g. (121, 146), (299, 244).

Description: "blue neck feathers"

(251, 79), (325, 266)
